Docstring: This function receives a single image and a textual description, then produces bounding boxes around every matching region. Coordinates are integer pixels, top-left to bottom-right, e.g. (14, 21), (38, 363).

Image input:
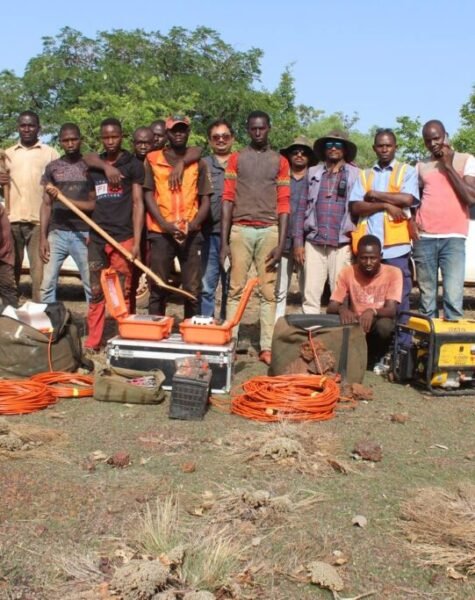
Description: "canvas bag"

(0, 304), (87, 378)
(270, 314), (367, 383)
(94, 368), (166, 404)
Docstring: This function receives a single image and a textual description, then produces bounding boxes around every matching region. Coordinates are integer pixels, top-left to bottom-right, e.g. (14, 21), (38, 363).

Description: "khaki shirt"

(5, 142), (59, 223)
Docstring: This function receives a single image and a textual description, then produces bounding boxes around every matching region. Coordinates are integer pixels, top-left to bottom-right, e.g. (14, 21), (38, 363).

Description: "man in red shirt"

(327, 234), (402, 368)
(221, 111), (290, 364)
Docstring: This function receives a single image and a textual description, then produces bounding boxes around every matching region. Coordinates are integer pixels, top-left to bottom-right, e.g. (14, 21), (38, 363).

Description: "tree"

(393, 115), (425, 164)
(0, 26), (309, 151)
(452, 85), (475, 155)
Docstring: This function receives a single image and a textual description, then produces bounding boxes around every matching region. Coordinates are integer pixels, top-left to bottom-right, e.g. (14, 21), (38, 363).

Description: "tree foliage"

(452, 85), (475, 155)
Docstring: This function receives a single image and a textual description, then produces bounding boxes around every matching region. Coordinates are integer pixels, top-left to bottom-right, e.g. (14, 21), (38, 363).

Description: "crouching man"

(327, 234), (402, 369)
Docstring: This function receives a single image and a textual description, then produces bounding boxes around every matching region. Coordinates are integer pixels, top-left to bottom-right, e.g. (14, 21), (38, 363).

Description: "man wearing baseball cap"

(275, 135), (315, 319)
(143, 115), (212, 317)
(293, 130), (360, 313)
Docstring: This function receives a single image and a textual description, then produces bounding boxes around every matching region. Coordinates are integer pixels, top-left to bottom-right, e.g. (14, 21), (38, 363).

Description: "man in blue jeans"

(414, 120), (475, 319)
(200, 119), (235, 320)
(40, 123), (95, 302)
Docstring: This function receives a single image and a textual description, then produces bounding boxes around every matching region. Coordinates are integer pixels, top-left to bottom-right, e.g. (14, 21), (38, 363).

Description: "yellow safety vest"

(351, 161), (410, 254)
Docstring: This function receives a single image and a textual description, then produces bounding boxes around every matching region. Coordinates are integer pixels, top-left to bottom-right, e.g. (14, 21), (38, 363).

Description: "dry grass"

(181, 526), (242, 591)
(134, 494), (182, 556)
(53, 545), (103, 584)
(400, 481), (475, 575)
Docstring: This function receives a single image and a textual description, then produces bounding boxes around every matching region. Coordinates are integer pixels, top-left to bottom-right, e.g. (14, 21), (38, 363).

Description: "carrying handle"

(228, 277), (259, 329)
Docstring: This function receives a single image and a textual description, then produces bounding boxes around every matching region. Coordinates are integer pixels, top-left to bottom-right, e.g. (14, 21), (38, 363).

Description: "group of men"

(0, 110), (474, 369)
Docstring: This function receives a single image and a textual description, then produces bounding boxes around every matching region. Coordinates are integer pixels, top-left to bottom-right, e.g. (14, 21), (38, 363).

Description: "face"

(100, 125), (123, 155)
(423, 124), (445, 157)
(373, 133), (397, 165)
(356, 244), (382, 277)
(133, 129), (153, 159)
(167, 123), (190, 149)
(59, 129), (81, 156)
(247, 117), (270, 148)
(151, 122), (167, 150)
(289, 147), (310, 171)
(208, 124), (234, 156)
(324, 140), (345, 162)
(18, 115), (40, 146)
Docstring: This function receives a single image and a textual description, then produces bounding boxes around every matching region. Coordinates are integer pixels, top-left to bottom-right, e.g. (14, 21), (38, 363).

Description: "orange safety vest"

(351, 161), (410, 254)
(146, 150), (200, 234)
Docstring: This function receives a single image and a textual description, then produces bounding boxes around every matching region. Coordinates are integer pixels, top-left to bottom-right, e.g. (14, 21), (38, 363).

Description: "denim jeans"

(383, 253), (412, 347)
(227, 224), (278, 352)
(413, 237), (465, 319)
(200, 233), (228, 320)
(40, 229), (91, 303)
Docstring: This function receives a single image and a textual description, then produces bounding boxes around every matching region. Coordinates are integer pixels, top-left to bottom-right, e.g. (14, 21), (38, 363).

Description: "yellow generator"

(393, 312), (475, 395)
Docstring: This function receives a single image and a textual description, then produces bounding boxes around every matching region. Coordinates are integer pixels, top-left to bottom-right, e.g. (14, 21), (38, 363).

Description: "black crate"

(169, 371), (211, 420)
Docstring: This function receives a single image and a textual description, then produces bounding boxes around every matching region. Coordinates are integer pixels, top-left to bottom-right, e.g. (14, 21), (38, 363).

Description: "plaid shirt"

(312, 167), (347, 246)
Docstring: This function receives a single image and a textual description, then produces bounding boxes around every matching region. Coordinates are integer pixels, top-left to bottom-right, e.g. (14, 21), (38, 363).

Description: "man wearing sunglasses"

(200, 119), (235, 320)
(293, 130), (360, 313)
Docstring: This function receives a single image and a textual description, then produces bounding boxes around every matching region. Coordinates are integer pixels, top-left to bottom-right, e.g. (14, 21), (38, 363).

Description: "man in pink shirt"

(327, 234), (402, 367)
(413, 120), (475, 319)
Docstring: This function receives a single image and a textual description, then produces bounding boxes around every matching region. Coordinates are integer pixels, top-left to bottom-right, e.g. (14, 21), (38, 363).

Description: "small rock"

(81, 459), (96, 472)
(353, 439), (382, 462)
(352, 515), (368, 528)
(390, 413), (409, 424)
(107, 452), (130, 468)
(181, 461), (196, 473)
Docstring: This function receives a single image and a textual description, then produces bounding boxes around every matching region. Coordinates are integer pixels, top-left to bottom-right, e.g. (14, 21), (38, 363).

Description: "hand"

(104, 164), (123, 188)
(293, 246), (305, 266)
(359, 308), (375, 333)
(169, 160), (184, 191)
(45, 184), (59, 199)
(0, 172), (10, 186)
(162, 220), (185, 237)
(130, 242), (140, 261)
(364, 189), (380, 202)
(187, 219), (200, 233)
(437, 144), (455, 169)
(408, 217), (419, 241)
(385, 204), (405, 222)
(39, 238), (50, 264)
(220, 243), (231, 270)
(338, 305), (357, 325)
(265, 247), (282, 272)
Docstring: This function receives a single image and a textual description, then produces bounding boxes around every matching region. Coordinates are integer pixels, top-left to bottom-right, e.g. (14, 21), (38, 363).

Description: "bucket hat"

(313, 129), (357, 162)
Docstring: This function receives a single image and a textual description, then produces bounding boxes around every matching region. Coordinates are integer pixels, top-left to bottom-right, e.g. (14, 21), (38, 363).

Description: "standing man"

(150, 120), (167, 151)
(221, 111), (290, 365)
(413, 120), (475, 319)
(144, 116), (211, 318)
(293, 130), (359, 314)
(85, 118), (145, 352)
(132, 127), (154, 161)
(327, 235), (402, 368)
(0, 111), (59, 301)
(275, 136), (315, 320)
(0, 204), (18, 307)
(40, 123), (95, 303)
(350, 129), (419, 346)
(201, 119), (235, 320)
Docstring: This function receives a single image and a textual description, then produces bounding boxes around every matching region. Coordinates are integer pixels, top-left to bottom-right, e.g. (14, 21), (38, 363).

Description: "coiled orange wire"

(230, 374), (340, 422)
(30, 372), (93, 398)
(0, 380), (56, 415)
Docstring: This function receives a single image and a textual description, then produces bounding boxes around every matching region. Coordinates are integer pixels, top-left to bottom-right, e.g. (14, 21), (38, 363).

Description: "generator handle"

(397, 311), (435, 334)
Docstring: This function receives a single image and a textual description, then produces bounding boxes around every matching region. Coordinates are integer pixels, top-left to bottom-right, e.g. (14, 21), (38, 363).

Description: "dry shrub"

(54, 547), (103, 583)
(181, 527), (241, 591)
(134, 495), (182, 557)
(400, 482), (475, 575)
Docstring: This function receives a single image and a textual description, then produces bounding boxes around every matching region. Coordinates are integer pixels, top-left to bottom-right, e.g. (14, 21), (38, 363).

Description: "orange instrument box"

(101, 268), (174, 341)
(179, 277), (258, 345)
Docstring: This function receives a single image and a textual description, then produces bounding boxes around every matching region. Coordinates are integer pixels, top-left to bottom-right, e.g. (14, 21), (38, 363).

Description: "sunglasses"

(325, 141), (344, 149)
(290, 148), (308, 156)
(211, 133), (232, 142)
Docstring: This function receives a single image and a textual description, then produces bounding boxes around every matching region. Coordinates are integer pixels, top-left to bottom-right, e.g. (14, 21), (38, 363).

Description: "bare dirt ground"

(1, 278), (475, 599)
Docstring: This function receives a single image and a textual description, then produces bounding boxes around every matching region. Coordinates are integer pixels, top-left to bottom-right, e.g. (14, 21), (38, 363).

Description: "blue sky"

(2, 0), (474, 136)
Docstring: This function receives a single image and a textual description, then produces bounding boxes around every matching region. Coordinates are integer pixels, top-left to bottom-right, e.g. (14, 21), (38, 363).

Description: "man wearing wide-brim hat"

(293, 129), (360, 313)
(275, 135), (316, 320)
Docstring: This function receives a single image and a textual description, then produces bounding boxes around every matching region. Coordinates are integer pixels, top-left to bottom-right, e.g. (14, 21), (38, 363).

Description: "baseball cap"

(165, 115), (191, 130)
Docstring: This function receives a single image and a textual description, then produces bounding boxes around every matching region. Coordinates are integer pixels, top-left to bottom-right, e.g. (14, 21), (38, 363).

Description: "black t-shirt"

(89, 151), (144, 242)
(41, 157), (93, 232)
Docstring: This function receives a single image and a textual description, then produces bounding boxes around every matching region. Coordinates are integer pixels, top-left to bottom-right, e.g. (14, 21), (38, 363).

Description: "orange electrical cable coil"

(231, 374), (340, 422)
(0, 380), (56, 415)
(30, 372), (94, 398)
